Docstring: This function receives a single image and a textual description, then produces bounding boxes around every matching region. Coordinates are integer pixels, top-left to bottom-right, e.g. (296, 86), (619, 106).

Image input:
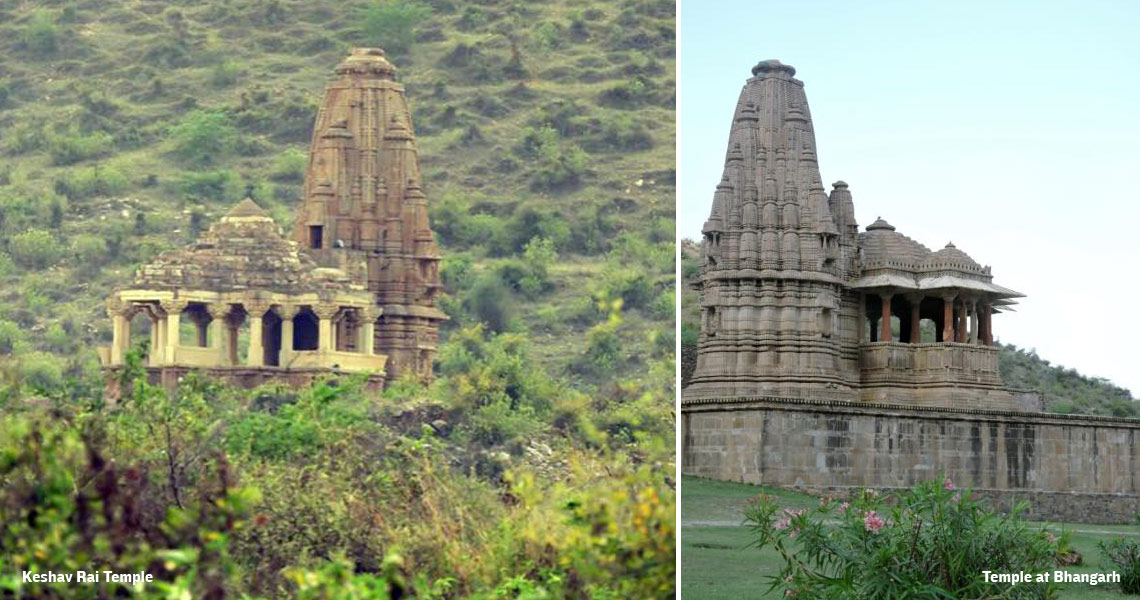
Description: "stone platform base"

(682, 396), (1140, 524)
(104, 365), (385, 401)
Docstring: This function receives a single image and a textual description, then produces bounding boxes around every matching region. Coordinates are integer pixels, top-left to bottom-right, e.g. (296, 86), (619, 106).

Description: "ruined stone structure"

(682, 60), (1140, 522)
(99, 48), (444, 389)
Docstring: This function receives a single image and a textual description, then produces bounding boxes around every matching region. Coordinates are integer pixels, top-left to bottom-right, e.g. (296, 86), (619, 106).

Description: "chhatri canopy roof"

(854, 218), (1023, 304)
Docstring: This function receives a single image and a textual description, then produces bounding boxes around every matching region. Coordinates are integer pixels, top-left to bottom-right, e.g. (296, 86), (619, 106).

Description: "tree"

(9, 229), (62, 269)
(359, 1), (433, 53)
(168, 110), (240, 166)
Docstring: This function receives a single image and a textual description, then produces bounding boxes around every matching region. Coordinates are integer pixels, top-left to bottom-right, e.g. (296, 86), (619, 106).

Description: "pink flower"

(838, 502), (850, 515)
(863, 510), (886, 534)
(774, 517), (791, 531)
(943, 476), (957, 492)
(1047, 533), (1057, 544)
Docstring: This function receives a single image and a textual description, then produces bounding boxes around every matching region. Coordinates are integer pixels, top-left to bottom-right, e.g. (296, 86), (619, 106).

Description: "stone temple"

(682, 60), (1140, 523)
(99, 48), (445, 390)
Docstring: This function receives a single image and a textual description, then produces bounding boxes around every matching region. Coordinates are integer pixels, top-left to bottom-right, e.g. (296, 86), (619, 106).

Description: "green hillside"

(680, 238), (1139, 417)
(0, 1), (675, 597)
(0, 0), (675, 388)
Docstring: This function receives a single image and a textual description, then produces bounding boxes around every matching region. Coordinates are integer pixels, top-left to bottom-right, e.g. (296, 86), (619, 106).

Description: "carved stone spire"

(293, 47), (446, 381)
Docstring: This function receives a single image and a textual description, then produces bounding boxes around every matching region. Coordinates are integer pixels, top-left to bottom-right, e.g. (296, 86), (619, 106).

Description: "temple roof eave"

(850, 274), (1024, 300)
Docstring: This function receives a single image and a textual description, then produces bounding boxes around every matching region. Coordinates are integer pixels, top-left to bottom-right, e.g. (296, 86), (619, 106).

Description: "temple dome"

(922, 242), (984, 274)
(132, 199), (364, 295)
(752, 59), (796, 77)
(858, 218), (931, 267)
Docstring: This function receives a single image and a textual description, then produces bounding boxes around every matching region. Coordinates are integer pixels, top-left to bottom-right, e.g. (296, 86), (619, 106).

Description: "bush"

(47, 130), (113, 165)
(463, 274), (515, 333)
(1100, 537), (1140, 594)
(746, 478), (1063, 599)
(9, 229), (62, 268)
(359, 0), (433, 52)
(71, 233), (108, 267)
(17, 352), (65, 391)
(59, 165), (130, 199)
(585, 314), (622, 374)
(210, 60), (242, 87)
(168, 110), (240, 166)
(270, 147), (307, 182)
(517, 126), (588, 190)
(177, 169), (243, 203)
(22, 11), (60, 56)
(0, 319), (25, 354)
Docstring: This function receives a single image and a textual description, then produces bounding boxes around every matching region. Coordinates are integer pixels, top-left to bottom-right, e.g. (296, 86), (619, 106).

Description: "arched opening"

(263, 310), (282, 366)
(229, 308), (249, 365)
(127, 309), (153, 362)
(180, 303), (212, 347)
(293, 308), (319, 351)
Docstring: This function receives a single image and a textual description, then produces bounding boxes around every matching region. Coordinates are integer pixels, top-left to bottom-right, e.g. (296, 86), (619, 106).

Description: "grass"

(0, 0), (675, 389)
(681, 475), (1138, 600)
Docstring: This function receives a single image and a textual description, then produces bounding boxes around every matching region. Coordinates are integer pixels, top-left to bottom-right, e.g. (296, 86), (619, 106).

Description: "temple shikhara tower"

(685, 59), (1027, 410)
(99, 48), (444, 389)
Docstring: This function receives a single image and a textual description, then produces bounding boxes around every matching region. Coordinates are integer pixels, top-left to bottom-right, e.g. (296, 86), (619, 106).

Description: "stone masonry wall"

(682, 397), (1140, 523)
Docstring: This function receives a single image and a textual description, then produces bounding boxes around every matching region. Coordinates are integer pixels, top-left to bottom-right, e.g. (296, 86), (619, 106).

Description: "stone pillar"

(955, 298), (967, 343)
(982, 304), (994, 346)
(107, 301), (128, 366)
(361, 307), (379, 355)
(277, 305), (300, 365)
(160, 300), (188, 364)
(245, 301), (270, 367)
(968, 300), (979, 344)
(856, 293), (866, 343)
(148, 307), (162, 366)
(941, 295), (955, 343)
(879, 293), (893, 342)
(313, 304), (339, 352)
(907, 294), (921, 344)
(206, 304), (229, 364)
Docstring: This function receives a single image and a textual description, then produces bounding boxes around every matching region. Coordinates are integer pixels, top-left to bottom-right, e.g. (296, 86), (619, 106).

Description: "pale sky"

(679, 1), (1140, 396)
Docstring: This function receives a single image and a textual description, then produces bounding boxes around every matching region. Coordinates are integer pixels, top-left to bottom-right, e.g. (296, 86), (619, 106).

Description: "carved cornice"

(311, 304), (340, 320)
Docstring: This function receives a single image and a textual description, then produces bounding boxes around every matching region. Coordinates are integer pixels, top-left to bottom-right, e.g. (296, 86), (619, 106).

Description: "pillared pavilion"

(99, 48), (445, 390)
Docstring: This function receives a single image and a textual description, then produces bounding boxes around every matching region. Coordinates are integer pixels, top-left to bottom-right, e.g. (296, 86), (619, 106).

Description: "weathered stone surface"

(683, 398), (1140, 522)
(681, 60), (1139, 521)
(100, 48), (446, 391)
(292, 47), (446, 382)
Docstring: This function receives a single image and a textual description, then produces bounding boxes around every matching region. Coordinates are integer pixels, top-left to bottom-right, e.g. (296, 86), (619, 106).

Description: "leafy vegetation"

(746, 478), (1065, 599)
(1, 331), (674, 597)
(0, 0), (675, 596)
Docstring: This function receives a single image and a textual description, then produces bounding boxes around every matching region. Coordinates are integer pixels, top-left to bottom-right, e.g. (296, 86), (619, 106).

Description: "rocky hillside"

(0, 0), (675, 388)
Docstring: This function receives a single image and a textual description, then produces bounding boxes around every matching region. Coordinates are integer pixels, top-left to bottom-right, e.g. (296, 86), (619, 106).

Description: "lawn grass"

(681, 475), (1136, 600)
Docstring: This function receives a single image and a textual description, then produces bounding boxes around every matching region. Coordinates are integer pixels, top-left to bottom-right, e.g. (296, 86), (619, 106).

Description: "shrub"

(210, 59), (242, 87)
(599, 113), (652, 151)
(60, 165), (130, 199)
(585, 314), (622, 374)
(177, 169), (243, 203)
(17, 352), (65, 391)
(463, 274), (514, 333)
(1100, 537), (1140, 594)
(0, 319), (24, 354)
(518, 126), (588, 190)
(22, 11), (60, 56)
(359, 0), (433, 52)
(270, 147), (307, 182)
(168, 110), (240, 166)
(9, 229), (62, 268)
(746, 478), (1062, 599)
(47, 130), (113, 165)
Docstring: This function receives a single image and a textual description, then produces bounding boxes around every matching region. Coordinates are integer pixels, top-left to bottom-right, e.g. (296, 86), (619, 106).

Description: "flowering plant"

(744, 478), (1063, 599)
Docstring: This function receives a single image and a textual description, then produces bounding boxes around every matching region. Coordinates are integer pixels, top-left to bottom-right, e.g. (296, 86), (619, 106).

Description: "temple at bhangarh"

(685, 59), (1030, 410)
(682, 60), (1140, 523)
(99, 48), (446, 390)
